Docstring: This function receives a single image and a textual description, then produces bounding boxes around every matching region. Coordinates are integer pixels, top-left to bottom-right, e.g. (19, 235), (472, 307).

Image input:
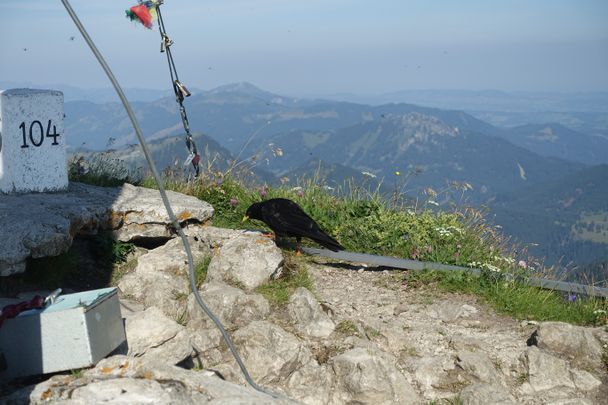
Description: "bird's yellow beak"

(242, 215), (249, 223)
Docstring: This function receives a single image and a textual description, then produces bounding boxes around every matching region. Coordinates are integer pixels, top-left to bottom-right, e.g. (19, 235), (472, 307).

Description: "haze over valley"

(27, 81), (606, 279)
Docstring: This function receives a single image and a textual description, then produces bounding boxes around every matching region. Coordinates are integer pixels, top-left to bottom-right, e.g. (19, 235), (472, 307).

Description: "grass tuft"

(195, 257), (211, 288)
(66, 154), (608, 327)
(255, 252), (313, 306)
(335, 320), (359, 336)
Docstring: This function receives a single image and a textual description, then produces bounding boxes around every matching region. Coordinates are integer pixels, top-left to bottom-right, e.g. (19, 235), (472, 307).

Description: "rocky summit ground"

(1, 184), (607, 404)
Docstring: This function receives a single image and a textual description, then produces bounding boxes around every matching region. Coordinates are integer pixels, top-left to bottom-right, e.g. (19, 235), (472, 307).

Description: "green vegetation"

(426, 396), (463, 405)
(152, 176), (508, 270)
(165, 174), (607, 327)
(195, 257), (211, 287)
(408, 270), (608, 326)
(70, 368), (84, 379)
(23, 250), (80, 291)
(94, 232), (135, 264)
(255, 252), (313, 306)
(68, 153), (139, 187)
(66, 154), (608, 327)
(0, 232), (135, 294)
(335, 320), (359, 336)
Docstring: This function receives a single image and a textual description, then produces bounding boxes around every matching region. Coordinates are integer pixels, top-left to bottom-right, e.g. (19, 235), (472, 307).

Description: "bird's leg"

(295, 237), (302, 256)
(261, 231), (275, 240)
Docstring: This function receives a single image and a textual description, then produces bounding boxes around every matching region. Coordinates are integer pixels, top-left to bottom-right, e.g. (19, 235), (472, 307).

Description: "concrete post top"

(0, 88), (63, 97)
(0, 87), (67, 194)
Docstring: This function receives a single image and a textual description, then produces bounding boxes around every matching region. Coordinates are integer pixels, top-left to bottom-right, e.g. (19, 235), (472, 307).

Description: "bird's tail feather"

(314, 234), (344, 252)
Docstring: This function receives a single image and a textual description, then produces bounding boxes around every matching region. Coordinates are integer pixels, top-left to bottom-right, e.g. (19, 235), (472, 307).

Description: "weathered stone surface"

(460, 383), (517, 405)
(118, 236), (211, 318)
(71, 378), (193, 404)
(288, 287), (335, 338)
(17, 355), (292, 404)
(187, 281), (270, 331)
(206, 234), (283, 290)
(0, 182), (213, 276)
(548, 399), (595, 405)
(213, 320), (332, 405)
(231, 320), (315, 385)
(330, 347), (420, 405)
(187, 226), (252, 247)
(4, 217), (608, 404)
(110, 183), (214, 241)
(283, 362), (334, 405)
(571, 368), (603, 392)
(522, 346), (575, 392)
(428, 301), (479, 323)
(530, 321), (604, 371)
(456, 350), (502, 384)
(125, 306), (193, 365)
(407, 355), (456, 396)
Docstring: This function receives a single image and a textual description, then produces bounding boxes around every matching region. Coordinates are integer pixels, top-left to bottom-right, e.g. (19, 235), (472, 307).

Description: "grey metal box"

(0, 287), (126, 380)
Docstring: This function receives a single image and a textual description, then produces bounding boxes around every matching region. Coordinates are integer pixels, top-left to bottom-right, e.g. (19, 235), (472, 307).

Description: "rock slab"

(0, 182), (213, 276)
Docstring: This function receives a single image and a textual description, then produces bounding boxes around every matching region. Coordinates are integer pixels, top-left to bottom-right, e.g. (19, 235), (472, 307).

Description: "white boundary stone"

(0, 88), (67, 193)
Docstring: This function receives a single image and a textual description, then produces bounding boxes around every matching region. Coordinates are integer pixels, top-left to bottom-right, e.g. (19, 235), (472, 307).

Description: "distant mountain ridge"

(246, 113), (582, 203)
(498, 123), (608, 165)
(492, 164), (608, 272)
(58, 81), (606, 271)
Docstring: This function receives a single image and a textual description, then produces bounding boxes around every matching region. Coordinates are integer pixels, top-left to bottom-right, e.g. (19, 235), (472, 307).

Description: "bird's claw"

(261, 232), (275, 240)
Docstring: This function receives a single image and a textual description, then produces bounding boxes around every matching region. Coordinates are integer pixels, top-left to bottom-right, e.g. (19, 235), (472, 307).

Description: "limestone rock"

(522, 346), (575, 392)
(187, 281), (270, 331)
(125, 306), (193, 365)
(456, 350), (502, 384)
(231, 320), (316, 386)
(570, 368), (603, 392)
(70, 378), (194, 404)
(110, 183), (213, 242)
(529, 321), (604, 371)
(19, 355), (292, 404)
(408, 355), (456, 394)
(283, 362), (334, 405)
(428, 301), (479, 323)
(460, 383), (517, 405)
(0, 182), (213, 276)
(187, 226), (251, 247)
(330, 347), (420, 405)
(118, 236), (210, 318)
(288, 287), (335, 338)
(549, 399), (595, 405)
(206, 234), (283, 290)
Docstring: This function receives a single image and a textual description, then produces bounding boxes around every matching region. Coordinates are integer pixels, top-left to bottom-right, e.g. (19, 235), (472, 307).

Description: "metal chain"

(156, 4), (200, 176)
(59, 0), (280, 399)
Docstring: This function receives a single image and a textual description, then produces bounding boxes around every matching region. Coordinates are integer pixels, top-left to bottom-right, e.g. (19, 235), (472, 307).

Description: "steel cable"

(59, 0), (281, 399)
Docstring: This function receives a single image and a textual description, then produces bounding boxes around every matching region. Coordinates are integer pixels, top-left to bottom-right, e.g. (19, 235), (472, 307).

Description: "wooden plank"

(302, 248), (608, 298)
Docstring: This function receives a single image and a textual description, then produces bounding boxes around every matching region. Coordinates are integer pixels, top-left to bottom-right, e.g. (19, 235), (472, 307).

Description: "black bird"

(244, 198), (344, 252)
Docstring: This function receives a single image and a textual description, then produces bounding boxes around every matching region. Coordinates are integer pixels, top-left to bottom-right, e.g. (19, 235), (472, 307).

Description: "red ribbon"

(130, 4), (154, 28)
(0, 295), (44, 328)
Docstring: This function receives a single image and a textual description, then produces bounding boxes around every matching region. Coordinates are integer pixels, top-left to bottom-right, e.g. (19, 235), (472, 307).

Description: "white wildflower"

(482, 263), (502, 273)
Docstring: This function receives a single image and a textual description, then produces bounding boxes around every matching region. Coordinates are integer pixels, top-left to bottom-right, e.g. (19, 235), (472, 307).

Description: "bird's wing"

(262, 200), (343, 251)
(261, 199), (317, 235)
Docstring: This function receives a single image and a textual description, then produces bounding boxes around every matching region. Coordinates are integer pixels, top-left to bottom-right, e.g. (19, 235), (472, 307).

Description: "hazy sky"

(1, 0), (607, 96)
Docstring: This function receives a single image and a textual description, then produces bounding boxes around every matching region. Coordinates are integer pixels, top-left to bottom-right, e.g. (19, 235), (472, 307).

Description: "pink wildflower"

(259, 186), (268, 198)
